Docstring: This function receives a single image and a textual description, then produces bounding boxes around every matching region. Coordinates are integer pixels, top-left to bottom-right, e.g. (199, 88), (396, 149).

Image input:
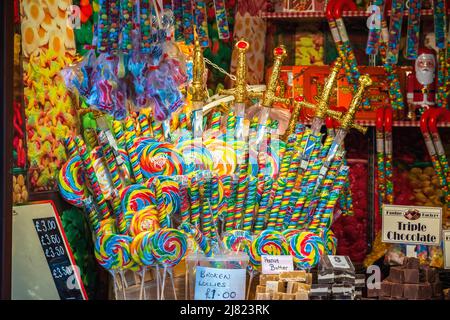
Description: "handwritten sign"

(382, 204), (442, 246)
(262, 255), (294, 274)
(194, 266), (246, 300)
(444, 230), (450, 269)
(33, 217), (85, 300)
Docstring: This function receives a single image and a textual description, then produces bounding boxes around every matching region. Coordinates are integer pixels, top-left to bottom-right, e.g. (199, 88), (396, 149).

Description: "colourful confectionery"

(5, 0), (450, 303)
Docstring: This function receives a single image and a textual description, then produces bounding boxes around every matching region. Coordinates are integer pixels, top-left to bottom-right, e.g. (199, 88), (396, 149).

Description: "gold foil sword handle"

(191, 38), (207, 103)
(261, 46), (291, 108)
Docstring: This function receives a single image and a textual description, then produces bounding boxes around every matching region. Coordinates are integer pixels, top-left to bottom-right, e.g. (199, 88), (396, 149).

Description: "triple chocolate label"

(382, 204), (442, 246)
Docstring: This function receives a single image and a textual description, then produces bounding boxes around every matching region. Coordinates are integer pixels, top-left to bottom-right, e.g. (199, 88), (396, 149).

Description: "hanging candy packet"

(61, 48), (96, 100)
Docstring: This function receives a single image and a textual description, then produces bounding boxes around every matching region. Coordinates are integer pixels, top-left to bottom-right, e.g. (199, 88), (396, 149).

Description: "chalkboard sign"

(33, 217), (84, 300)
(12, 201), (87, 300)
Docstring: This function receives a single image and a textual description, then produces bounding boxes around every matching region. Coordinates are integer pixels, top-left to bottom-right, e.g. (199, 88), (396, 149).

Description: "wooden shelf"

(302, 120), (450, 127)
(262, 9), (443, 19)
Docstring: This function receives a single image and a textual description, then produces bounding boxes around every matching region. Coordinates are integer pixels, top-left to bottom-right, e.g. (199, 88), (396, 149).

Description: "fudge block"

(332, 283), (354, 295)
(354, 289), (363, 299)
(431, 281), (442, 297)
(310, 284), (331, 297)
(266, 281), (285, 293)
(306, 273), (313, 285)
(318, 272), (334, 284)
(255, 293), (271, 300)
(419, 283), (432, 300)
(389, 267), (405, 283)
(380, 281), (393, 297)
(404, 284), (420, 300)
(355, 274), (366, 288)
(272, 292), (283, 300)
(297, 283), (311, 291)
(295, 290), (309, 300)
(279, 270), (307, 282)
(256, 285), (266, 293)
(403, 269), (419, 284)
(391, 283), (404, 298)
(367, 288), (380, 298)
(281, 293), (296, 300)
(419, 266), (436, 283)
(259, 274), (279, 286)
(403, 257), (420, 269)
(286, 282), (298, 294)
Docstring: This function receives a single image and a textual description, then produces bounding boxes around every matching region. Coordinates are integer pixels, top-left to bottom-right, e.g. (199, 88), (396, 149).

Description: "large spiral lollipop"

(288, 231), (325, 269)
(249, 230), (290, 270)
(95, 233), (136, 270)
(57, 155), (87, 207)
(130, 231), (156, 266)
(222, 229), (253, 254)
(151, 228), (188, 267)
(119, 184), (156, 213)
(129, 206), (160, 237)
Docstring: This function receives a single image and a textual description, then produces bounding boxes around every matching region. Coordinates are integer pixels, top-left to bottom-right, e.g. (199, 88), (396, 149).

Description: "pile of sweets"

(367, 257), (443, 300)
(311, 255), (364, 300)
(255, 271), (312, 300)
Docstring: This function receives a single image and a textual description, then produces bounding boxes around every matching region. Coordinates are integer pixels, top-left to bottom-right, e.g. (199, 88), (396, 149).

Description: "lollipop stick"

(161, 267), (167, 300)
(169, 268), (178, 300)
(119, 270), (127, 300)
(139, 268), (146, 300)
(156, 266), (160, 300)
(246, 272), (254, 300)
(110, 270), (119, 300)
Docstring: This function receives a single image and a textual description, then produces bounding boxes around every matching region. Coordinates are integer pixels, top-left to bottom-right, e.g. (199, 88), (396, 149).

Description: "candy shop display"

(8, 0), (450, 302)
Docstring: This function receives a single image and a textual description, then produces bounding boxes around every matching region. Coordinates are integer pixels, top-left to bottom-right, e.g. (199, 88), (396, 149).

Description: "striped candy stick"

(242, 176), (258, 231)
(179, 183), (191, 224)
(224, 176), (237, 231)
(112, 121), (126, 149)
(64, 136), (79, 158)
(319, 166), (350, 229)
(179, 111), (188, 130)
(287, 146), (322, 229)
(153, 177), (169, 228)
(98, 131), (123, 190)
(201, 176), (213, 238)
(124, 118), (144, 184)
(254, 176), (274, 233)
(233, 172), (249, 230)
(188, 176), (201, 227)
(74, 136), (111, 218)
(150, 113), (164, 141)
(83, 197), (101, 235)
(307, 158), (342, 230)
(84, 128), (98, 150)
(210, 175), (220, 239)
(226, 110), (236, 132)
(138, 113), (151, 137)
(210, 111), (222, 133)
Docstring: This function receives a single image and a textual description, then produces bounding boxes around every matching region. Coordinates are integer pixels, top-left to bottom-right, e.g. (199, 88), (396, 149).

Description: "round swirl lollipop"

(151, 228), (188, 267)
(129, 206), (160, 236)
(204, 138), (240, 176)
(222, 230), (253, 254)
(289, 231), (325, 269)
(95, 233), (136, 270)
(119, 184), (156, 213)
(57, 155), (87, 207)
(282, 228), (303, 240)
(176, 139), (214, 172)
(97, 218), (117, 236)
(130, 231), (156, 266)
(136, 140), (185, 178)
(249, 230), (289, 270)
(146, 176), (181, 217)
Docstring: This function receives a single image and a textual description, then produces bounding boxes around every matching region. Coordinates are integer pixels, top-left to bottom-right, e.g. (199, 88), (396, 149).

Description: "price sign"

(444, 230), (450, 269)
(33, 217), (84, 300)
(194, 267), (246, 300)
(382, 204), (442, 246)
(262, 255), (294, 274)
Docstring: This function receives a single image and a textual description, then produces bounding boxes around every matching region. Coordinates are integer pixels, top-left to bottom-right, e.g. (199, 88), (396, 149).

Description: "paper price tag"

(262, 255), (294, 274)
(443, 230), (450, 269)
(194, 267), (246, 300)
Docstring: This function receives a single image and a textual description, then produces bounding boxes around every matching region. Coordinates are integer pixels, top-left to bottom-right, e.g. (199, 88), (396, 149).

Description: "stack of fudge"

(368, 257), (443, 300)
(311, 255), (365, 300)
(255, 271), (312, 300)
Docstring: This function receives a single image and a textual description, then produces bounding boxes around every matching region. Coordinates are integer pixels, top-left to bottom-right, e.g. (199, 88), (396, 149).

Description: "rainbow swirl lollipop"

(249, 230), (289, 270)
(130, 231), (156, 266)
(57, 155), (87, 207)
(119, 184), (156, 213)
(151, 228), (188, 267)
(183, 230), (200, 255)
(91, 148), (114, 200)
(204, 138), (241, 175)
(282, 228), (303, 240)
(97, 218), (117, 236)
(176, 139), (214, 172)
(136, 139), (185, 178)
(321, 229), (337, 255)
(146, 176), (181, 217)
(94, 233), (136, 270)
(288, 231), (325, 269)
(222, 230), (253, 254)
(129, 206), (160, 236)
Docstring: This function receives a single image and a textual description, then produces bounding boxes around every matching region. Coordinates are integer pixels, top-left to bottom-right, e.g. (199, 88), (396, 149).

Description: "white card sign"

(328, 255), (351, 269)
(194, 267), (246, 300)
(382, 204), (442, 246)
(262, 255), (294, 274)
(443, 230), (450, 269)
